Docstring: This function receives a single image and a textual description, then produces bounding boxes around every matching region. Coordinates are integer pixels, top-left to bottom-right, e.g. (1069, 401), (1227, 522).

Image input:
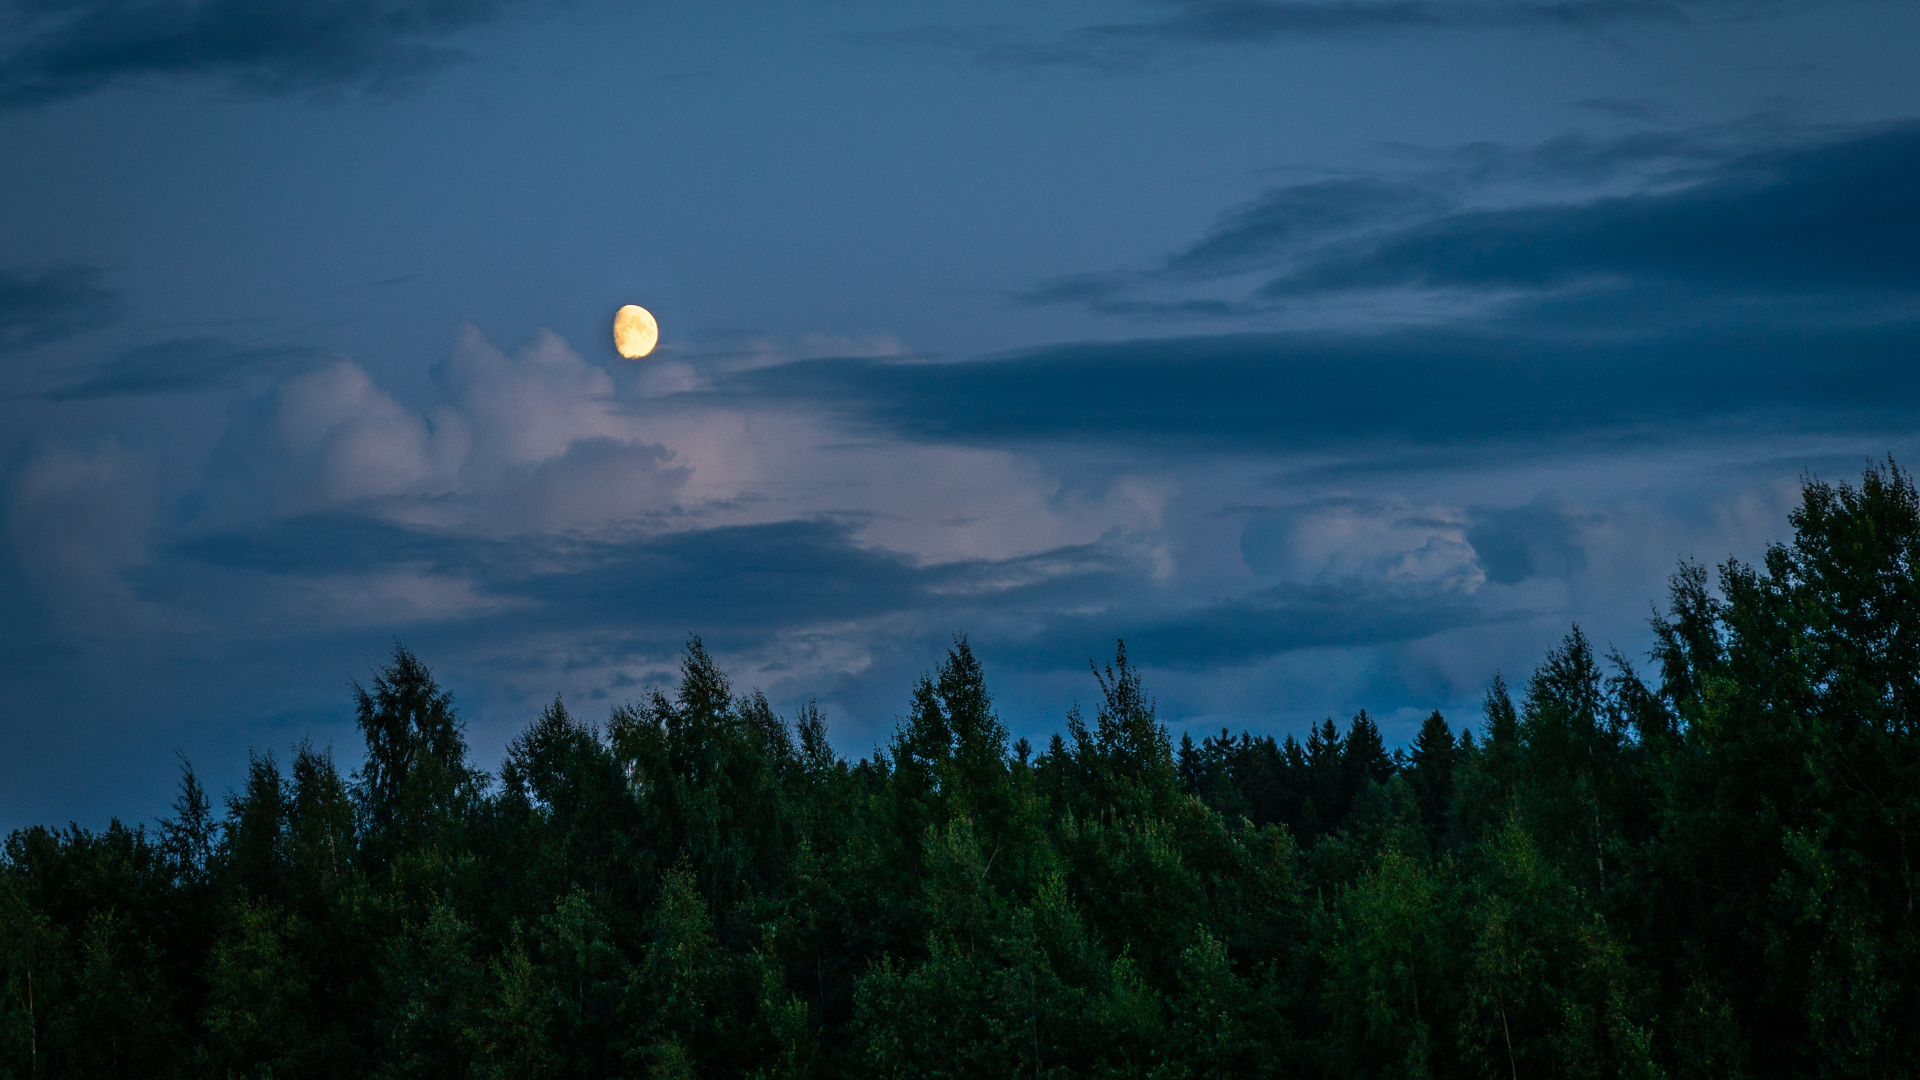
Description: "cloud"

(41, 336), (328, 399)
(886, 0), (1806, 73)
(3, 314), (1896, 826)
(1126, 0), (1702, 42)
(199, 327), (697, 531)
(1261, 122), (1920, 297)
(0, 264), (120, 352)
(156, 513), (1144, 658)
(996, 577), (1509, 673)
(206, 359), (469, 516)
(1240, 496), (1482, 589)
(148, 494), (1513, 715)
(1022, 118), (1808, 317)
(705, 313), (1920, 456)
(433, 325), (632, 486)
(4, 439), (154, 628)
(499, 438), (689, 532)
(0, 0), (528, 108)
(1163, 177), (1449, 280)
(1466, 501), (1591, 584)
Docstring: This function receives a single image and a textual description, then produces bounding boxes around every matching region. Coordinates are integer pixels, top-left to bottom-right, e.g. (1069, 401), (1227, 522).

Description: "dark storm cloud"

(1036, 118), (1827, 294)
(160, 514), (1148, 645)
(966, 122), (1920, 454)
(41, 336), (329, 399)
(1026, 122), (1788, 305)
(0, 264), (119, 351)
(148, 506), (1494, 709)
(1264, 122), (1920, 296)
(0, 0), (526, 107)
(707, 314), (1920, 454)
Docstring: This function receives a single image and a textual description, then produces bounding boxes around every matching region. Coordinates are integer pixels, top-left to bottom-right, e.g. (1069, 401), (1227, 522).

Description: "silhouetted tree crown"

(7, 461), (1920, 1079)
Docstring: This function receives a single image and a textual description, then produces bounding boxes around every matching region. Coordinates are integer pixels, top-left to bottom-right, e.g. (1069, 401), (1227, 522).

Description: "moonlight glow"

(613, 305), (659, 358)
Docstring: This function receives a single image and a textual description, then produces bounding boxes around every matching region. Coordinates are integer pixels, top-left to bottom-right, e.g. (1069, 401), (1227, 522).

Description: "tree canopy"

(5, 462), (1920, 1079)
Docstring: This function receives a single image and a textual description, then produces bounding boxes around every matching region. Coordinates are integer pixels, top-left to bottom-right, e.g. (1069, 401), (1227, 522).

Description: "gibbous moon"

(613, 304), (659, 359)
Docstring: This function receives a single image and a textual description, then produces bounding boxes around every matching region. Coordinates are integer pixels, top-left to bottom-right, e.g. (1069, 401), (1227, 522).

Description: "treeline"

(4, 463), (1920, 1079)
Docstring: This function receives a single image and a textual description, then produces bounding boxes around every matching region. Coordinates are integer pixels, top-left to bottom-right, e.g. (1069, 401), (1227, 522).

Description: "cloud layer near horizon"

(13, 125), (1917, 760)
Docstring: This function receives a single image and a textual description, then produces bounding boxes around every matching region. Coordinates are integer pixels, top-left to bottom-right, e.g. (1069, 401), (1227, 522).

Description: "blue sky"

(4, 0), (1918, 828)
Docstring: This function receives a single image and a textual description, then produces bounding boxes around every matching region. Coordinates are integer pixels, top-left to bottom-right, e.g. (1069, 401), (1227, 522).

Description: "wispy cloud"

(1260, 123), (1920, 297)
(0, 0), (533, 107)
(881, 0), (1813, 73)
(1015, 119), (1920, 334)
(1018, 119), (1805, 318)
(1162, 177), (1448, 280)
(41, 336), (329, 400)
(0, 264), (120, 352)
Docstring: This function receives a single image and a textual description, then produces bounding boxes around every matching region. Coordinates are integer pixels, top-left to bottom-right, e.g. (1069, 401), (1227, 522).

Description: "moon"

(613, 304), (659, 359)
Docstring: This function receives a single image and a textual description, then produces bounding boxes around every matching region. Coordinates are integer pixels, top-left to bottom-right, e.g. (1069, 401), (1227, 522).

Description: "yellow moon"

(613, 304), (659, 359)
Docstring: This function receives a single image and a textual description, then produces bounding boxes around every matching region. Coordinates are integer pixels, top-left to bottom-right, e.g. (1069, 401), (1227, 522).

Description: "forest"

(3, 461), (1919, 1080)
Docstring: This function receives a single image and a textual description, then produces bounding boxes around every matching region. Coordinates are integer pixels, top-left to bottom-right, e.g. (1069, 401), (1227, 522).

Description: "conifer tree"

(1405, 711), (1457, 839)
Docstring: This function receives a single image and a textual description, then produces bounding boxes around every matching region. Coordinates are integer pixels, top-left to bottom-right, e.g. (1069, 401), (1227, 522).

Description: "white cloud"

(209, 359), (467, 517)
(437, 325), (625, 482)
(498, 437), (690, 532)
(206, 328), (697, 535)
(1241, 496), (1484, 592)
(180, 323), (1165, 681)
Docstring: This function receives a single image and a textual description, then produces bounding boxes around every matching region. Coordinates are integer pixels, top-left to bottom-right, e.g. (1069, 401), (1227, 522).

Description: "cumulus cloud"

(5, 308), (1900, 823)
(33, 323), (1172, 734)
(500, 438), (689, 532)
(208, 359), (468, 516)
(201, 327), (695, 533)
(1241, 496), (1483, 591)
(434, 326), (628, 483)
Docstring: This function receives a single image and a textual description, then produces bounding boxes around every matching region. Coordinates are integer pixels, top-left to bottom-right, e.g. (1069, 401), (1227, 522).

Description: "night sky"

(4, 0), (1918, 829)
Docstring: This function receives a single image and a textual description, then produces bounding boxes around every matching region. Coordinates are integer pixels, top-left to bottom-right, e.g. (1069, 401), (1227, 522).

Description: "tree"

(12, 463), (1920, 1080)
(353, 643), (482, 883)
(158, 757), (215, 886)
(1405, 712), (1458, 842)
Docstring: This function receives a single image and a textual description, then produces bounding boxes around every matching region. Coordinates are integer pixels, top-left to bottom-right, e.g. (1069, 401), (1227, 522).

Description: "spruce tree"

(1405, 710), (1457, 837)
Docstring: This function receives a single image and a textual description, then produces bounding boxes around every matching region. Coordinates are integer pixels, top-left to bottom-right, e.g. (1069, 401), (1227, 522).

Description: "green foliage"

(7, 463), (1920, 1078)
(201, 899), (310, 1079)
